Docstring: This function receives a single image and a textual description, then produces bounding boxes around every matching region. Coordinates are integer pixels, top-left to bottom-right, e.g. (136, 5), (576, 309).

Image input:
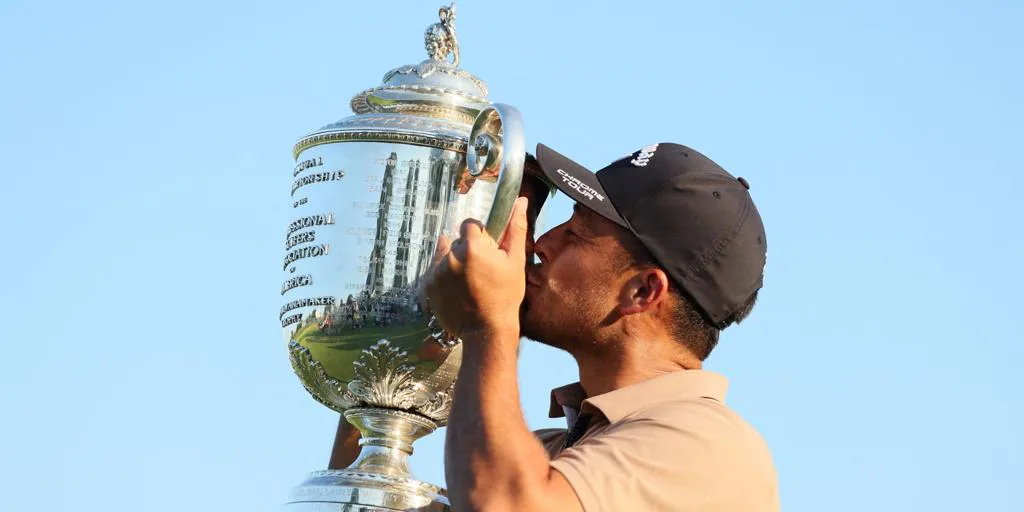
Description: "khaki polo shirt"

(534, 370), (779, 512)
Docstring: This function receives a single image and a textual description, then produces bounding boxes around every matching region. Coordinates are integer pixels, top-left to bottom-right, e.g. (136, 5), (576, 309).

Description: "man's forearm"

(328, 416), (362, 469)
(445, 327), (566, 512)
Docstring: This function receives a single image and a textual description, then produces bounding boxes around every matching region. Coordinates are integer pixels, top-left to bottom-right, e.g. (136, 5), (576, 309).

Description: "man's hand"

(423, 197), (529, 339)
(438, 195), (584, 512)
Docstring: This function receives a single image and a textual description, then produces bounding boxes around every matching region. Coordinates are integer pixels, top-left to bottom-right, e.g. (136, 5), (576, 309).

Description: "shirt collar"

(549, 382), (588, 418)
(548, 369), (729, 424)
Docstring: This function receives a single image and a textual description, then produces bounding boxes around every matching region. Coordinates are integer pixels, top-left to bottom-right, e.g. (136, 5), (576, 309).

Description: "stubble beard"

(520, 284), (604, 354)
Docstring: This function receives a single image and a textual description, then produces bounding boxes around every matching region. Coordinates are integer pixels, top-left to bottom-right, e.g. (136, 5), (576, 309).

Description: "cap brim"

(535, 143), (628, 228)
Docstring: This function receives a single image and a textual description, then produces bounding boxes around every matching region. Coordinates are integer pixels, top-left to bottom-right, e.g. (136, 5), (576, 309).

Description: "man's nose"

(533, 232), (552, 265)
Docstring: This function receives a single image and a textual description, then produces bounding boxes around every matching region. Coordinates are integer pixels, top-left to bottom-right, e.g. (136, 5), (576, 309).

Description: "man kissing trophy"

(280, 4), (536, 510)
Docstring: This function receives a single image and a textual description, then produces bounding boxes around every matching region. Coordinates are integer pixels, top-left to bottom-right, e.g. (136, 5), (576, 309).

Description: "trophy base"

(284, 469), (449, 511)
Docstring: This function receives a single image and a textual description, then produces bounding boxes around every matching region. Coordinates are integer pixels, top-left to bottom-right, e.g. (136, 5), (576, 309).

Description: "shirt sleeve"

(548, 407), (778, 512)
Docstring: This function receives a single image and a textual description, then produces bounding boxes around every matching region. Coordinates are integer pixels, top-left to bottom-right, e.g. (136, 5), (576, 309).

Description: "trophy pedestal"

(284, 408), (449, 511)
(285, 470), (448, 511)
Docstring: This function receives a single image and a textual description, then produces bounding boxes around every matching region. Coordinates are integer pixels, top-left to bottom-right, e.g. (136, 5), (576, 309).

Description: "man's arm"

(423, 198), (582, 512)
(334, 175), (548, 476)
(327, 416), (361, 469)
(445, 329), (583, 512)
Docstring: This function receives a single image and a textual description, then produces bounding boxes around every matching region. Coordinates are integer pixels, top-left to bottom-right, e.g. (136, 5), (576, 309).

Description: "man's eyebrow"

(568, 204), (595, 235)
(571, 203), (587, 225)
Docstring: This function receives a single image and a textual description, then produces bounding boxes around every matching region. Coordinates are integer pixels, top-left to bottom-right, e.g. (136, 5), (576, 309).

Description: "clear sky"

(1, 1), (1021, 510)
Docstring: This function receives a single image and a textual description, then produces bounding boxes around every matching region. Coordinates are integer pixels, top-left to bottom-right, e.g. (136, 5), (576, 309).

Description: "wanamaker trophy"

(281, 4), (526, 510)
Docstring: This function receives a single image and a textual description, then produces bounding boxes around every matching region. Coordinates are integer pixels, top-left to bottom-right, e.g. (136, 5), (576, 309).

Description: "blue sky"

(1, 1), (1021, 510)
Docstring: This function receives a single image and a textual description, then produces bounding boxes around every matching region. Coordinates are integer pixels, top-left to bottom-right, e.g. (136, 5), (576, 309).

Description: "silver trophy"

(281, 4), (524, 510)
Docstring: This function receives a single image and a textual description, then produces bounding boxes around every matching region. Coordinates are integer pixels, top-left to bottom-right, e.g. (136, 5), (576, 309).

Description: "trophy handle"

(466, 103), (526, 241)
(425, 104), (525, 350)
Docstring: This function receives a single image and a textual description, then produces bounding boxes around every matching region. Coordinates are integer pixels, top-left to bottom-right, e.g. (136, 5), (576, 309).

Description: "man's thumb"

(499, 197), (528, 257)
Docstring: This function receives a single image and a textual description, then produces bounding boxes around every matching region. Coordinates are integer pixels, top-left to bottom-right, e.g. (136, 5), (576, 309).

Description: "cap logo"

(630, 143), (659, 167)
(556, 169), (605, 201)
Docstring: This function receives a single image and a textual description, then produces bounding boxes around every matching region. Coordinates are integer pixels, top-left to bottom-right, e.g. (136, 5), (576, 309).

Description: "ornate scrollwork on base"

(348, 340), (421, 410)
(428, 315), (460, 349)
(416, 382), (454, 421)
(287, 340), (354, 413)
(289, 339), (456, 423)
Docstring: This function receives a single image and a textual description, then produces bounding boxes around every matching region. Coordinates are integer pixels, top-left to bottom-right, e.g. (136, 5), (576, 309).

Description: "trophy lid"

(352, 3), (488, 115)
(293, 3), (490, 159)
(350, 3), (488, 121)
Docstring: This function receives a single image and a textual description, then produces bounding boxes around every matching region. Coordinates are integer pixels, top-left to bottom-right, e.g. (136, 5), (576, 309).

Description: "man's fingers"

(424, 247), (462, 305)
(419, 234), (452, 312)
(498, 197), (529, 261)
(444, 244), (465, 278)
(459, 218), (486, 241)
(433, 234), (452, 266)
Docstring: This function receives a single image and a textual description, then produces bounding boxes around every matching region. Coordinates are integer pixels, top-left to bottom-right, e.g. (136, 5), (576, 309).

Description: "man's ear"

(617, 267), (671, 316)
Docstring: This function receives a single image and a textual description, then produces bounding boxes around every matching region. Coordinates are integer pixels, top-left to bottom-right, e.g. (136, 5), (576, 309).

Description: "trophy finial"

(425, 2), (459, 67)
(365, 1), (486, 108)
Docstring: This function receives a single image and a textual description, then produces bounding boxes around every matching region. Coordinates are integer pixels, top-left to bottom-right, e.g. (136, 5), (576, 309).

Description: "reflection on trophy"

(281, 4), (525, 510)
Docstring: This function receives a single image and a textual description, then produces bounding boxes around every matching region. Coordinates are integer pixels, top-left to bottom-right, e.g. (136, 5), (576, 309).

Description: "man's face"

(521, 204), (630, 353)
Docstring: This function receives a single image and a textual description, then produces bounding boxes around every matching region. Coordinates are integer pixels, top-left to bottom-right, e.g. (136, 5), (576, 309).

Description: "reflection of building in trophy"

(415, 149), (460, 279)
(302, 149), (465, 339)
(393, 159), (421, 288)
(317, 287), (423, 335)
(354, 149), (460, 333)
(364, 149), (459, 296)
(365, 152), (399, 294)
(319, 296), (358, 330)
(295, 308), (323, 333)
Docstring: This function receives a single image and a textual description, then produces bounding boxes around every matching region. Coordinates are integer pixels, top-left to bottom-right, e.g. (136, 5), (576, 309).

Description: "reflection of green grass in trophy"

(293, 319), (433, 384)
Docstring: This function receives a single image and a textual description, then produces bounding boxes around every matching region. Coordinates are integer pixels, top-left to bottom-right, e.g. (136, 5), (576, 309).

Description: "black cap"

(535, 142), (767, 328)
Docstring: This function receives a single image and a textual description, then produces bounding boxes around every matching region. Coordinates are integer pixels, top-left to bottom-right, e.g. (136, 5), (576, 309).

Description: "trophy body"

(281, 5), (524, 510)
